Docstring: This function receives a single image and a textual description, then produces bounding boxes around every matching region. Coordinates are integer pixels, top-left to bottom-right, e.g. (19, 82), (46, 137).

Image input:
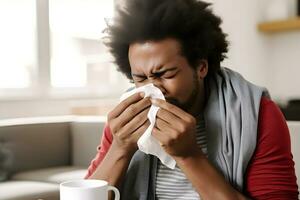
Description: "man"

(86, 0), (299, 199)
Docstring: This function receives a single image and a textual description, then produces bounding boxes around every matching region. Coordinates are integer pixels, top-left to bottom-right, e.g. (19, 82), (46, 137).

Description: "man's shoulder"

(258, 97), (290, 146)
(259, 97), (283, 120)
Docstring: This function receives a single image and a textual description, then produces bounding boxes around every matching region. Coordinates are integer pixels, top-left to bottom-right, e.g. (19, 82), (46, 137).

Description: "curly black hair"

(105, 0), (228, 80)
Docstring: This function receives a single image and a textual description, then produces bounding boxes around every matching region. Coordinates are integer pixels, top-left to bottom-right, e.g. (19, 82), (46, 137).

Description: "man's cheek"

(165, 97), (184, 109)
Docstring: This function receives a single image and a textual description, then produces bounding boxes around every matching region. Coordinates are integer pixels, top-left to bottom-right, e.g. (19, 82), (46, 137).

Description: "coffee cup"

(60, 179), (120, 200)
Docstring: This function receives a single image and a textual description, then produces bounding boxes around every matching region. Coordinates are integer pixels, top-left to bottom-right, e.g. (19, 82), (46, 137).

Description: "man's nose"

(148, 78), (166, 94)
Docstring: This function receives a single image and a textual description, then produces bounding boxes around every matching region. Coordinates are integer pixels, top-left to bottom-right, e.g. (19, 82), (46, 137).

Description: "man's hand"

(89, 92), (151, 191)
(151, 98), (201, 158)
(107, 92), (151, 155)
(151, 99), (248, 200)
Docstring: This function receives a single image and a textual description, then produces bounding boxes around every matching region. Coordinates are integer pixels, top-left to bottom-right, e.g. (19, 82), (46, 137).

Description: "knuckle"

(108, 120), (118, 134)
(173, 130), (180, 139)
(158, 109), (165, 115)
(128, 105), (137, 114)
(187, 116), (196, 126)
(116, 130), (125, 140)
(135, 115), (144, 123)
(113, 130), (120, 138)
(166, 138), (175, 146)
(173, 130), (181, 140)
(107, 112), (113, 121)
(178, 123), (187, 133)
(166, 104), (172, 110)
(109, 125), (117, 135)
(107, 120), (113, 129)
(144, 97), (151, 104)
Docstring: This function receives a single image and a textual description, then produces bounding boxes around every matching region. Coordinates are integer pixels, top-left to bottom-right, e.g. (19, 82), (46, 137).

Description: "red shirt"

(86, 97), (299, 199)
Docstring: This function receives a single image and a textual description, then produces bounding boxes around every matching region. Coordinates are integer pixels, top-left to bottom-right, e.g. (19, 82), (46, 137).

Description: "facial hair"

(165, 73), (200, 114)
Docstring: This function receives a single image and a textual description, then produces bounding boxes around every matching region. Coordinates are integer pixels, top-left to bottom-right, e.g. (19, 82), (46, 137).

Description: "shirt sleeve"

(85, 124), (113, 179)
(245, 97), (299, 199)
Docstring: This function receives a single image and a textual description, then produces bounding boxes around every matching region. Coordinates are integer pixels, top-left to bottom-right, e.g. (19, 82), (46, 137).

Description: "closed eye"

(131, 74), (147, 83)
(162, 71), (177, 79)
(152, 68), (178, 79)
(136, 78), (146, 83)
(131, 67), (179, 82)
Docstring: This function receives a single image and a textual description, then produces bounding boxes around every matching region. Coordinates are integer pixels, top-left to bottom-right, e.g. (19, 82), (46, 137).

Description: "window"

(0, 0), (36, 89)
(0, 0), (131, 99)
(49, 0), (131, 96)
(50, 0), (115, 88)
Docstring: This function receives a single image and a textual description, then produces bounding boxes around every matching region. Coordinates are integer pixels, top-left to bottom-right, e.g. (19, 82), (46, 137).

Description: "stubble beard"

(165, 73), (200, 114)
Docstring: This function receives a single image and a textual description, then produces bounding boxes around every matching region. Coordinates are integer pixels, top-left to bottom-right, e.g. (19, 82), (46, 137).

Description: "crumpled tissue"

(120, 84), (176, 169)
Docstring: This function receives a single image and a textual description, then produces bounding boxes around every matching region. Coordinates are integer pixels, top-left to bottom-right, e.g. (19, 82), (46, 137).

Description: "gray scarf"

(121, 67), (269, 199)
(204, 67), (269, 191)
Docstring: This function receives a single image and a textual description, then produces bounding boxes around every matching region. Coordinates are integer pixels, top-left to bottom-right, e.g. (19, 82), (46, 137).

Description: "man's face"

(128, 38), (207, 115)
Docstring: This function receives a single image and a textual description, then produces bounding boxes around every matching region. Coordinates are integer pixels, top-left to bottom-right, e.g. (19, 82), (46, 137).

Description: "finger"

(155, 118), (175, 134)
(152, 127), (170, 146)
(151, 98), (192, 122)
(116, 97), (151, 129)
(155, 118), (179, 143)
(118, 108), (149, 139)
(108, 92), (144, 120)
(156, 108), (181, 127)
(131, 120), (150, 142)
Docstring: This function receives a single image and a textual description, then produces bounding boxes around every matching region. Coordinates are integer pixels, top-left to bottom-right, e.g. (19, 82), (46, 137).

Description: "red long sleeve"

(85, 124), (113, 179)
(245, 97), (299, 199)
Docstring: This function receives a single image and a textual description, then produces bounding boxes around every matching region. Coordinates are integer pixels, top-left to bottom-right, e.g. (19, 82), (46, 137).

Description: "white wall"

(211, 0), (271, 87)
(266, 32), (300, 100)
(209, 0), (300, 102)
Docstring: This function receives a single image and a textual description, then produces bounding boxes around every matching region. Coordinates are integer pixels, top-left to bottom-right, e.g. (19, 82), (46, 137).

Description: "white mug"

(60, 179), (120, 200)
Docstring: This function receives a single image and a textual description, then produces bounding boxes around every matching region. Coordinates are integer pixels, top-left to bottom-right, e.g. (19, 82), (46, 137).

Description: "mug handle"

(107, 186), (120, 200)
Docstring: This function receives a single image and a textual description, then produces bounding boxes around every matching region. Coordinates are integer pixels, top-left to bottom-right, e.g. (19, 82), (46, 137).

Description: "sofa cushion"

(11, 166), (87, 184)
(0, 181), (59, 200)
(0, 121), (71, 176)
(70, 116), (106, 167)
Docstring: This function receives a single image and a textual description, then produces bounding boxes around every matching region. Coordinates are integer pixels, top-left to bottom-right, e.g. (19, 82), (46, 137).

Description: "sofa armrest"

(287, 121), (300, 195)
(70, 116), (106, 167)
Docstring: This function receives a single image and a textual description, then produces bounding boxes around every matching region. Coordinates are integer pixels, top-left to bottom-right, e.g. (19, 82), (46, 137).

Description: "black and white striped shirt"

(155, 119), (207, 200)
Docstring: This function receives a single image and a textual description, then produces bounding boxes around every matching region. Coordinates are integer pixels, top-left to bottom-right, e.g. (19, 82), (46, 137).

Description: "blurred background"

(0, 0), (299, 120)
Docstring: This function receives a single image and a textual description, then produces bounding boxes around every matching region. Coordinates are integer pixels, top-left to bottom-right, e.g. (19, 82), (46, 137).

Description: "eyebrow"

(131, 67), (178, 78)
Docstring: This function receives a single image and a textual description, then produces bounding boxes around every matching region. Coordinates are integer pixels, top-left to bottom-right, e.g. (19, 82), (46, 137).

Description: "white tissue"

(120, 84), (176, 169)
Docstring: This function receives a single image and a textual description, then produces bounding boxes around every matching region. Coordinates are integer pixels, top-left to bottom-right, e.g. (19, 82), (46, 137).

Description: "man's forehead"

(129, 38), (181, 54)
(128, 38), (184, 73)
(130, 41), (180, 64)
(139, 42), (154, 50)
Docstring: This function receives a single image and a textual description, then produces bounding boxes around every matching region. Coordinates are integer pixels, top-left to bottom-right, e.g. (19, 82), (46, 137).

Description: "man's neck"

(189, 83), (206, 119)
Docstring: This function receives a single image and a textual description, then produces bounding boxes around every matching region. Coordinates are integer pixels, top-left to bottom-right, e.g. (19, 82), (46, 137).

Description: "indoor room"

(0, 0), (299, 199)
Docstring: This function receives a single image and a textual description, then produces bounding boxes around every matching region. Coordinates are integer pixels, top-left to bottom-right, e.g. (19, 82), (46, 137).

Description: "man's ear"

(196, 59), (208, 79)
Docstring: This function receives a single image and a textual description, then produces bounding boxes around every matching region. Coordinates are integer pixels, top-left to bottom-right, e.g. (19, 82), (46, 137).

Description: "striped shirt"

(155, 118), (207, 200)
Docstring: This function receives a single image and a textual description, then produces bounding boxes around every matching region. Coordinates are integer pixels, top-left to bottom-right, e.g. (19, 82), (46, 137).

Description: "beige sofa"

(0, 116), (106, 200)
(0, 116), (299, 200)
